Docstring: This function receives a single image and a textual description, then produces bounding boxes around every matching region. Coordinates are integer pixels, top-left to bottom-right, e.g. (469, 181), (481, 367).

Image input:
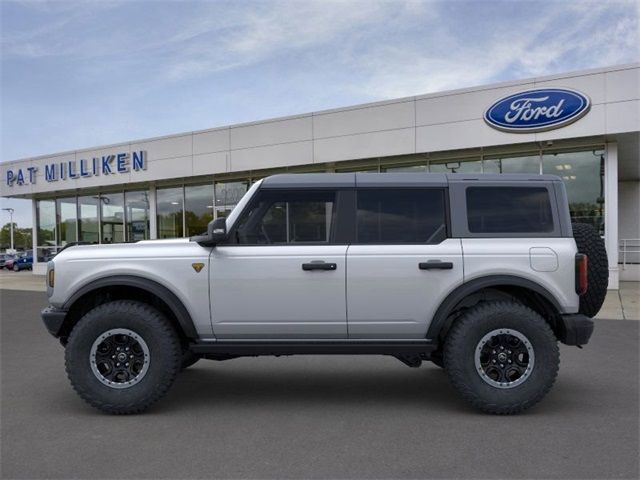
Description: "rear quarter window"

(466, 186), (554, 233)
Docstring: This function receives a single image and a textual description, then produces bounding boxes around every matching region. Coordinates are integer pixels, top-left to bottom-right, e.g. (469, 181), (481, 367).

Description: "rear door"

(210, 188), (349, 339)
(346, 187), (463, 338)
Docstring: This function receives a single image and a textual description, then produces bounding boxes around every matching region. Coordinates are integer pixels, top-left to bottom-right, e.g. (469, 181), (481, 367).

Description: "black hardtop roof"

(260, 172), (562, 189)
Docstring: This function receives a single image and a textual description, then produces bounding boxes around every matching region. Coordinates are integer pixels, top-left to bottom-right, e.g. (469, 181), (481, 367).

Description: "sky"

(1, 0), (639, 227)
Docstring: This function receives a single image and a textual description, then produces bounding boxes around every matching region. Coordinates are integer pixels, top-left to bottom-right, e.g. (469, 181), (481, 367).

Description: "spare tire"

(572, 223), (608, 317)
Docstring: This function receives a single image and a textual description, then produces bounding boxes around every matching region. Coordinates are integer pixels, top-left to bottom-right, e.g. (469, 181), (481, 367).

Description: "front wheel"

(65, 300), (182, 414)
(443, 301), (559, 414)
(13, 264), (19, 272)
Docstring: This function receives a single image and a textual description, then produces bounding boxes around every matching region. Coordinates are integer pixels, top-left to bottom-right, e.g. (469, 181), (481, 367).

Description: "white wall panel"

(193, 129), (229, 155)
(314, 101), (414, 139)
(314, 128), (414, 163)
(535, 73), (606, 105)
(606, 100), (640, 134)
(231, 141), (312, 171)
(606, 68), (640, 103)
(416, 119), (535, 152)
(416, 84), (535, 126)
(230, 116), (312, 150)
(130, 134), (192, 160)
(132, 156), (192, 182)
(193, 151), (228, 175)
(536, 104), (606, 141)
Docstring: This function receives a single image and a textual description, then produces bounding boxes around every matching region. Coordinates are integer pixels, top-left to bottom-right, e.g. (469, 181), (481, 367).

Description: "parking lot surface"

(1, 289), (638, 479)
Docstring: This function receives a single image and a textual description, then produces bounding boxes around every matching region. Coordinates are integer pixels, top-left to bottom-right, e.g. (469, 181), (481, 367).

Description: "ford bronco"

(41, 173), (608, 414)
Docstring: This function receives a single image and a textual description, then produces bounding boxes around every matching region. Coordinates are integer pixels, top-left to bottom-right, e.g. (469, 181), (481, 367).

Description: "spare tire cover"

(572, 223), (609, 317)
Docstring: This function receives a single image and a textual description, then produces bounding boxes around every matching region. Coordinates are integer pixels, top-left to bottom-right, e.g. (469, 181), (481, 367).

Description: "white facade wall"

(1, 64), (638, 282)
(2, 64), (638, 197)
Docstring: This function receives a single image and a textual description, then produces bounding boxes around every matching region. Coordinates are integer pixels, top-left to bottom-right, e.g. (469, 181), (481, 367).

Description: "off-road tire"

(181, 350), (200, 370)
(65, 300), (182, 414)
(572, 223), (608, 317)
(444, 301), (559, 414)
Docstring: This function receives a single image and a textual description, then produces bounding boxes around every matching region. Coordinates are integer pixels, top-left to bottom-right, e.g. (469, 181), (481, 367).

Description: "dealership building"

(1, 63), (638, 287)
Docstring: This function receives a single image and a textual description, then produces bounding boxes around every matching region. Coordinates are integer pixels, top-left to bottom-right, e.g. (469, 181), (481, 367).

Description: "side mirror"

(192, 217), (227, 246)
(208, 217), (227, 244)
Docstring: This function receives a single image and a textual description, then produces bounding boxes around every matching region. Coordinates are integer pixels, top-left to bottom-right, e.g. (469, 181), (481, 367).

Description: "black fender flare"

(426, 275), (564, 341)
(63, 275), (198, 339)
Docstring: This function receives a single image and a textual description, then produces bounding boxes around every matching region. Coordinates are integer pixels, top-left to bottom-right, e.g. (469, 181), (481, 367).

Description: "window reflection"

(56, 197), (77, 246)
(100, 193), (124, 243)
(543, 150), (604, 233)
(78, 196), (99, 243)
(483, 155), (541, 174)
(185, 184), (214, 236)
(157, 187), (184, 238)
(125, 191), (150, 242)
(215, 181), (248, 218)
(384, 164), (428, 173)
(36, 200), (56, 248)
(430, 159), (482, 173)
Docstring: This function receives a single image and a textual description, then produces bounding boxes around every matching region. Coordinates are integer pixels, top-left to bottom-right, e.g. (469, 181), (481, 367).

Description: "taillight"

(575, 253), (588, 295)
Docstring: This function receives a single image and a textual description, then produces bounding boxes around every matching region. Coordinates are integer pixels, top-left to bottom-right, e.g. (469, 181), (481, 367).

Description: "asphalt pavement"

(1, 289), (638, 479)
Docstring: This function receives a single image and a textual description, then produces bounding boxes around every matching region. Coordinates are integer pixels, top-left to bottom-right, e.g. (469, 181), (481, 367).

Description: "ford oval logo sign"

(484, 88), (591, 133)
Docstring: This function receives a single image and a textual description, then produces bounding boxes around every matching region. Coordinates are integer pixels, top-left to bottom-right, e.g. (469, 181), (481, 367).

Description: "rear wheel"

(13, 264), (19, 272)
(65, 300), (182, 414)
(444, 301), (559, 414)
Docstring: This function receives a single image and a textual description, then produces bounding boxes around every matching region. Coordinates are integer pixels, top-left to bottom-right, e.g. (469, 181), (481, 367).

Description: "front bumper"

(557, 314), (594, 346)
(41, 306), (68, 338)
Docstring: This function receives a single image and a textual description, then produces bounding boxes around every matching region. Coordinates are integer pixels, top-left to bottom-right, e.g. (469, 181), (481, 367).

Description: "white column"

(604, 142), (619, 290)
(149, 185), (157, 239)
(31, 199), (43, 275)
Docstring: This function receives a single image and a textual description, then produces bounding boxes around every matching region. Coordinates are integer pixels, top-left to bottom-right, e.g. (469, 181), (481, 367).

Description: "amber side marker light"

(575, 254), (588, 295)
(48, 269), (55, 288)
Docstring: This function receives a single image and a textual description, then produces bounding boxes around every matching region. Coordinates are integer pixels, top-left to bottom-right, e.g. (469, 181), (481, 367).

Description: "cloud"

(1, 0), (638, 166)
(350, 0), (640, 99)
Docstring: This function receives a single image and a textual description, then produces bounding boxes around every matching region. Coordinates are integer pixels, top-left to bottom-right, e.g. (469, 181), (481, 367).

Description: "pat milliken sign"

(484, 88), (591, 133)
(5, 151), (147, 187)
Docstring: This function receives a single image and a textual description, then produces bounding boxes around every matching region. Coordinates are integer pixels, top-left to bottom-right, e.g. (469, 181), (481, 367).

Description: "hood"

(53, 237), (206, 262)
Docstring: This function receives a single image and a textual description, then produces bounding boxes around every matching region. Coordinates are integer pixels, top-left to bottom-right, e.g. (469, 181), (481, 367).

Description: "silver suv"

(41, 173), (608, 414)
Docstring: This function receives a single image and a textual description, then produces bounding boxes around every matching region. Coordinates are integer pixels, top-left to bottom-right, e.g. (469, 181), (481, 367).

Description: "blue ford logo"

(484, 88), (591, 132)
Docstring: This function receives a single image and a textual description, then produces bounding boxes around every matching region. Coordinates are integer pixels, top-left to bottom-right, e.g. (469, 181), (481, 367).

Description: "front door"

(210, 188), (347, 339)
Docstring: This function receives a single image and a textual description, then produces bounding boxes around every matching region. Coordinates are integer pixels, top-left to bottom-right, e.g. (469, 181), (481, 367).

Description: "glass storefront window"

(36, 200), (56, 250)
(543, 150), (604, 233)
(56, 197), (77, 246)
(125, 191), (150, 242)
(78, 196), (100, 243)
(157, 187), (184, 238)
(100, 193), (124, 243)
(384, 164), (428, 172)
(214, 181), (248, 218)
(483, 155), (541, 174)
(185, 184), (214, 236)
(430, 159), (482, 173)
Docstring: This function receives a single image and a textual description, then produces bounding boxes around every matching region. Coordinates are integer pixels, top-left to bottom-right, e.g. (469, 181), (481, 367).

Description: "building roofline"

(2, 63), (638, 166)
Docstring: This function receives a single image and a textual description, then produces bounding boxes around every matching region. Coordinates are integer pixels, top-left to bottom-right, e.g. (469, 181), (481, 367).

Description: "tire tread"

(65, 300), (181, 414)
(444, 301), (559, 414)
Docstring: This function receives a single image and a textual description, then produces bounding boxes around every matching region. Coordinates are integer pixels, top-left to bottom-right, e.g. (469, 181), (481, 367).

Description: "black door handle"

(302, 262), (337, 271)
(419, 260), (453, 270)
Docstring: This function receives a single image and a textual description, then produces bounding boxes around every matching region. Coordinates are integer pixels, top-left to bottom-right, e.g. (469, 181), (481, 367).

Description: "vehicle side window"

(466, 186), (554, 233)
(356, 189), (447, 244)
(233, 190), (336, 245)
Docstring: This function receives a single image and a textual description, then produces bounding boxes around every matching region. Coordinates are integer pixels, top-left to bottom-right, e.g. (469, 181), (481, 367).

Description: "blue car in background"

(12, 251), (33, 271)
